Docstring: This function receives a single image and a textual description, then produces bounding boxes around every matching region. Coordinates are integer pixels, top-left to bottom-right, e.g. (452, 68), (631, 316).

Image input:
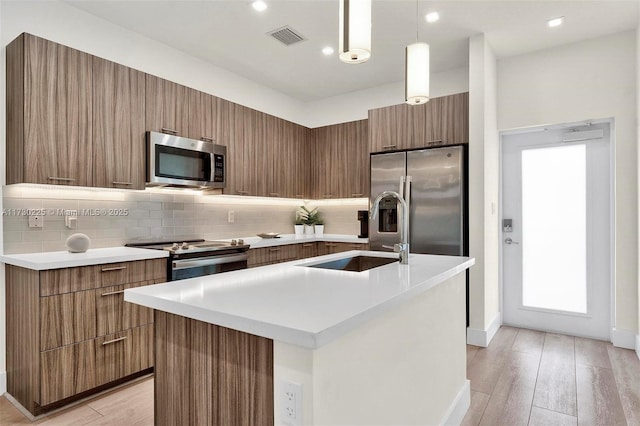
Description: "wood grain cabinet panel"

(40, 340), (96, 406)
(317, 242), (368, 256)
(7, 260), (165, 415)
(145, 74), (189, 137)
(92, 57), (146, 190)
(368, 92), (469, 153)
(297, 242), (318, 259)
(187, 88), (217, 143)
(219, 99), (257, 196)
(6, 33), (93, 186)
(311, 120), (369, 199)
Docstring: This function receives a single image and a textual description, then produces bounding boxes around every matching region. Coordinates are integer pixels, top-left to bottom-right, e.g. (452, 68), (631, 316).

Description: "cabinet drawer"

(96, 324), (154, 386)
(40, 259), (167, 296)
(40, 281), (155, 351)
(296, 242), (318, 259)
(39, 339), (96, 406)
(40, 266), (100, 296)
(39, 324), (153, 406)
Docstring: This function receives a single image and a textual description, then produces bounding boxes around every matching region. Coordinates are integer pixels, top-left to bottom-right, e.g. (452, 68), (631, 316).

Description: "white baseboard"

(636, 334), (640, 361)
(612, 328), (636, 350)
(467, 312), (501, 347)
(0, 371), (6, 395)
(441, 379), (471, 426)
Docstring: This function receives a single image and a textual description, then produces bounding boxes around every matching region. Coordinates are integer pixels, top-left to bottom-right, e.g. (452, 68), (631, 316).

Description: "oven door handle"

(172, 253), (248, 270)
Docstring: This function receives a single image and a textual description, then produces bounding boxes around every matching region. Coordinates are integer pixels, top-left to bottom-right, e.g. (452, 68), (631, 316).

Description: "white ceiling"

(64, 0), (638, 102)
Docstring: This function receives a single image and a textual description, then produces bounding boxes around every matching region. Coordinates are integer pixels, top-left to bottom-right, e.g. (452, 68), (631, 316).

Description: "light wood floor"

(462, 326), (640, 426)
(1, 326), (639, 425)
(0, 378), (153, 425)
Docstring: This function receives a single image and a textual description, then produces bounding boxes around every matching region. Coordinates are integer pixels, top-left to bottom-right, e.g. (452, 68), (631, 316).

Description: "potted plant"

(294, 209), (305, 236)
(314, 217), (325, 237)
(297, 206), (320, 235)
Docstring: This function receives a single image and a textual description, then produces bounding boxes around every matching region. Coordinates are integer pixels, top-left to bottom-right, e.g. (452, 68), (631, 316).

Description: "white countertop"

(125, 251), (474, 349)
(1, 247), (169, 270)
(237, 233), (368, 248)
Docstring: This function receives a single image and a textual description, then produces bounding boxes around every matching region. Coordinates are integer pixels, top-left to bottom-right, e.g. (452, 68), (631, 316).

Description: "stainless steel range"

(126, 238), (250, 281)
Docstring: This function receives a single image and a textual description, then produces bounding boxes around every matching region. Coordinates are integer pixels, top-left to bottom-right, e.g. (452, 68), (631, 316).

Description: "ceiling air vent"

(267, 25), (306, 46)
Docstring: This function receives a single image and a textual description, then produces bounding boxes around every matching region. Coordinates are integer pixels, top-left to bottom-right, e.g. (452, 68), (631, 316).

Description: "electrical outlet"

(281, 381), (302, 426)
(28, 214), (43, 229)
(228, 210), (235, 223)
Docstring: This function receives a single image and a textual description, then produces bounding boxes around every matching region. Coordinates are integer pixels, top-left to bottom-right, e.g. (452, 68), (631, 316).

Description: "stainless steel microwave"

(146, 131), (226, 189)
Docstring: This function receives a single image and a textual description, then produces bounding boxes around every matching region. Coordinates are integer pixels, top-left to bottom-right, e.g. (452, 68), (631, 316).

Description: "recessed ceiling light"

(252, 1), (267, 12)
(425, 12), (440, 23)
(547, 16), (564, 28)
(322, 46), (334, 56)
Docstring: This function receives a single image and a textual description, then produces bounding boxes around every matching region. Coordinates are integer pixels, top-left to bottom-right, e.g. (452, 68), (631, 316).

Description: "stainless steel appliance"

(125, 238), (249, 281)
(369, 145), (467, 256)
(146, 131), (226, 189)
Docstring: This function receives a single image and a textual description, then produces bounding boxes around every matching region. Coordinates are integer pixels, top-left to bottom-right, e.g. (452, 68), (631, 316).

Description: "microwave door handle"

(172, 253), (248, 270)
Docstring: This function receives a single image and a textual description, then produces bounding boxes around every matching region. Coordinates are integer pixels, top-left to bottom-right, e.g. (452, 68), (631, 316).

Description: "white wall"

(498, 31), (638, 340)
(303, 67), (469, 128)
(467, 34), (500, 345)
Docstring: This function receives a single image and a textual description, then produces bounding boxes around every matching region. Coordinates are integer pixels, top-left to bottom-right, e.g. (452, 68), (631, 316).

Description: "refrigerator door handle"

(405, 175), (412, 245)
(399, 176), (406, 198)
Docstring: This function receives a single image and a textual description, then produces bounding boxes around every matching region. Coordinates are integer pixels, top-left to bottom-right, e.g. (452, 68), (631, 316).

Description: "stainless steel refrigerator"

(369, 145), (467, 256)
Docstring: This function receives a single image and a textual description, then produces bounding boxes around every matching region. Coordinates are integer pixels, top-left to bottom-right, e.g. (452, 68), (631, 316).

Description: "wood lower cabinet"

(248, 241), (368, 267)
(6, 259), (166, 415)
(317, 241), (370, 256)
(7, 33), (93, 186)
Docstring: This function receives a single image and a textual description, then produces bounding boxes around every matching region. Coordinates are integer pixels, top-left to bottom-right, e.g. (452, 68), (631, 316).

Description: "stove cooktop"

(125, 238), (250, 255)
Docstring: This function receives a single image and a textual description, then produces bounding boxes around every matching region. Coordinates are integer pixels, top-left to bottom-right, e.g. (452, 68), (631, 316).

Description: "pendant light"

(339, 0), (372, 64)
(405, 0), (430, 105)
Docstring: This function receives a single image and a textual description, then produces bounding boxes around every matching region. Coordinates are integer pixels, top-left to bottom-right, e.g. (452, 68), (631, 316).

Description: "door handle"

(504, 238), (520, 245)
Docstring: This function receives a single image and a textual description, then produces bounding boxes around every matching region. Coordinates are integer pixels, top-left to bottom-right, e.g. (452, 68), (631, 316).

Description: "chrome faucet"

(369, 190), (410, 264)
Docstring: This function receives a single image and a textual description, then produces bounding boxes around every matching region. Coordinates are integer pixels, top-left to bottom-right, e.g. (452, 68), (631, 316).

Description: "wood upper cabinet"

(92, 57), (146, 189)
(311, 119), (369, 199)
(368, 92), (469, 153)
(145, 74), (189, 137)
(219, 99), (256, 195)
(186, 87), (218, 143)
(7, 33), (93, 186)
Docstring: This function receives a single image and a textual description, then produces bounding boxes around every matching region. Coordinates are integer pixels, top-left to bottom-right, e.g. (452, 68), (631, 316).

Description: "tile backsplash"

(2, 186), (366, 254)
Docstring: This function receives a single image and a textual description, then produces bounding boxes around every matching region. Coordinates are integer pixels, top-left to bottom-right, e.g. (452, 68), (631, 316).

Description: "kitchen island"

(125, 250), (474, 425)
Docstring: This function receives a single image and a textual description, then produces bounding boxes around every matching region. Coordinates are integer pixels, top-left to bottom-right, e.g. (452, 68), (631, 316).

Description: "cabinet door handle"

(382, 144), (397, 149)
(325, 243), (337, 247)
(161, 127), (178, 135)
(269, 248), (281, 252)
(322, 194), (333, 199)
(302, 244), (314, 247)
(237, 190), (249, 195)
(101, 266), (127, 272)
(102, 336), (127, 346)
(351, 193), (364, 197)
(268, 193), (280, 197)
(48, 176), (75, 182)
(101, 290), (125, 297)
(426, 140), (443, 146)
(294, 194), (304, 198)
(112, 181), (133, 186)
(200, 136), (214, 142)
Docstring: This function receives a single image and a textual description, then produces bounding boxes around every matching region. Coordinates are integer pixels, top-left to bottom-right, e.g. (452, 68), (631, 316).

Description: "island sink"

(305, 255), (398, 272)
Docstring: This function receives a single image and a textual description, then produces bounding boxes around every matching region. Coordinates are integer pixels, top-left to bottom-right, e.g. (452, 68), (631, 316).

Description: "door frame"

(498, 118), (616, 341)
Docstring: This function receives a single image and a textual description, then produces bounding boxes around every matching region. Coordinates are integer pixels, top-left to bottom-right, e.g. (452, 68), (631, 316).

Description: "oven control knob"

(238, 239), (244, 245)
(231, 239), (237, 246)
(181, 242), (190, 249)
(171, 243), (180, 250)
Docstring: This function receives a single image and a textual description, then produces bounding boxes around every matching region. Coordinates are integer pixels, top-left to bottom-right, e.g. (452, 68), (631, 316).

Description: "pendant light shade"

(339, 0), (372, 64)
(405, 42), (430, 105)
